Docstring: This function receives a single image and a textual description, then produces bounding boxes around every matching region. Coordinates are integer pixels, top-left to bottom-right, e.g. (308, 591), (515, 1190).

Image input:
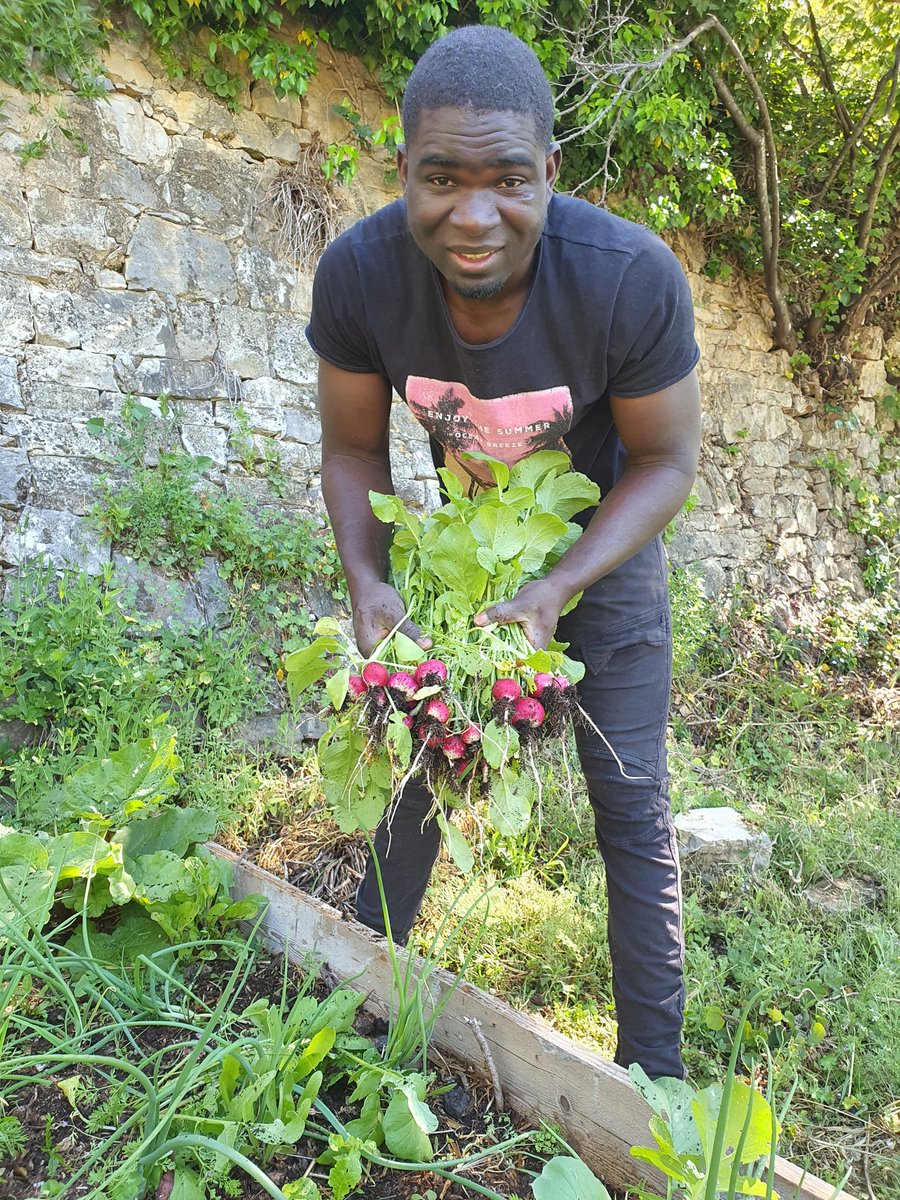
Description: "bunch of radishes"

(490, 671), (575, 740)
(343, 654), (578, 797)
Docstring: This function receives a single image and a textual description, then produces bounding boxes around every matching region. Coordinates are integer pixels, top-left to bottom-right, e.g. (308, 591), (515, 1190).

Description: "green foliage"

(0, 564), (264, 767)
(0, 0), (108, 93)
(86, 394), (344, 667)
(122, 0), (319, 106)
(0, 724), (258, 944)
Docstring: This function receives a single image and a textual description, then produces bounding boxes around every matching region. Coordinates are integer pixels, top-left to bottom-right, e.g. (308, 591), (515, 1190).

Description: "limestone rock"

(0, 275), (34, 352)
(181, 423), (228, 468)
(675, 806), (772, 874)
(284, 404), (320, 444)
(162, 139), (258, 237)
(856, 359), (888, 399)
(28, 455), (111, 515)
(230, 709), (327, 757)
(13, 415), (108, 459)
(112, 554), (202, 626)
(170, 92), (235, 138)
(195, 556), (231, 626)
(79, 290), (178, 357)
(801, 877), (882, 915)
(0, 507), (110, 574)
(235, 246), (298, 311)
(99, 44), (157, 93)
(174, 301), (219, 361)
(0, 358), (23, 411)
(100, 93), (170, 163)
(24, 346), (118, 393)
(851, 326), (884, 361)
(28, 186), (115, 259)
(30, 285), (82, 348)
(21, 383), (108, 421)
(0, 176), (31, 248)
(96, 157), (159, 207)
(217, 306), (269, 379)
(270, 316), (319, 383)
(0, 449), (30, 508)
(132, 356), (234, 402)
(126, 216), (236, 300)
(250, 80), (305, 128)
(234, 377), (290, 434)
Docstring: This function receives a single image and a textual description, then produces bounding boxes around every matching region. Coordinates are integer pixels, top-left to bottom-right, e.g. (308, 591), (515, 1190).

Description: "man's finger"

(400, 617), (433, 650)
(475, 601), (516, 626)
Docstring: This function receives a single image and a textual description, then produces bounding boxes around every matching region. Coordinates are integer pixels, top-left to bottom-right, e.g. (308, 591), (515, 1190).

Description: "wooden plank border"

(213, 845), (856, 1200)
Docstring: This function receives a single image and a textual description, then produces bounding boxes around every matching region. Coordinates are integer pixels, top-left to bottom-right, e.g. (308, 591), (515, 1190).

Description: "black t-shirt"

(306, 192), (699, 497)
(306, 192), (699, 630)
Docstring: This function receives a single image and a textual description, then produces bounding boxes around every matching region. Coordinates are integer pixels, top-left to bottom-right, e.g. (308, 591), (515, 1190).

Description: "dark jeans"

(356, 538), (685, 1080)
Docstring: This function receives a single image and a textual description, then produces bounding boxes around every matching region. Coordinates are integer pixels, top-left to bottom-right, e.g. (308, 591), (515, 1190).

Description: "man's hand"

(352, 581), (433, 659)
(473, 577), (568, 651)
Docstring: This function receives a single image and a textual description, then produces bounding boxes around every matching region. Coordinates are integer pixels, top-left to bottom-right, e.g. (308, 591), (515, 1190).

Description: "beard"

(445, 275), (506, 301)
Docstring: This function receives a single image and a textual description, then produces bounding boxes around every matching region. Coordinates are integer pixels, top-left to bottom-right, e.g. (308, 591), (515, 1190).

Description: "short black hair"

(401, 25), (555, 149)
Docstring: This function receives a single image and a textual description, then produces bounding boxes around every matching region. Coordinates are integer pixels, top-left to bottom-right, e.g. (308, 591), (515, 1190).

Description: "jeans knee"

(582, 767), (673, 848)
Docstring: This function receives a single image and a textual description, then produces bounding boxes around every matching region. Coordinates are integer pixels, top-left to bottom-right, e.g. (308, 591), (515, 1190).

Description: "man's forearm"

(321, 453), (394, 598)
(546, 461), (695, 606)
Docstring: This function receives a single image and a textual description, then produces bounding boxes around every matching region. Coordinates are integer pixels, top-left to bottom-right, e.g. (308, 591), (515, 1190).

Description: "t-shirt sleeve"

(606, 236), (700, 398)
(304, 233), (385, 375)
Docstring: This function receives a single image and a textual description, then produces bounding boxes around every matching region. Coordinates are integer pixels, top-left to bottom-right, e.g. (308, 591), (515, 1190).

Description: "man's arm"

(475, 370), (701, 648)
(318, 359), (432, 656)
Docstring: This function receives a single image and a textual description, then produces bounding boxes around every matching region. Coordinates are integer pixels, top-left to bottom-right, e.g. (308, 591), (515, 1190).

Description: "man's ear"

(546, 143), (562, 194)
(397, 145), (409, 189)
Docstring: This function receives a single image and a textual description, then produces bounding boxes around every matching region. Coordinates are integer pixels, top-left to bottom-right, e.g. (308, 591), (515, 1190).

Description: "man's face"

(398, 107), (561, 301)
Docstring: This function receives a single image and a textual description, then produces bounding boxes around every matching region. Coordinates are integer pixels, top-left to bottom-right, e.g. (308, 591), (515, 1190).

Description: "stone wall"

(0, 27), (897, 604)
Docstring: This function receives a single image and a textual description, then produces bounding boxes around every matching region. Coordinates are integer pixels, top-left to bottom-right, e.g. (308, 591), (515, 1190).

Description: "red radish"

(531, 672), (555, 697)
(454, 757), (472, 779)
(553, 674), (571, 691)
(415, 659), (448, 686)
(347, 675), (367, 700)
(461, 724), (482, 745)
(402, 715), (414, 729)
(424, 698), (450, 724)
(492, 678), (522, 703)
(416, 722), (442, 749)
(512, 696), (545, 728)
(367, 686), (388, 709)
(361, 661), (390, 687)
(441, 734), (467, 761)
(388, 671), (418, 704)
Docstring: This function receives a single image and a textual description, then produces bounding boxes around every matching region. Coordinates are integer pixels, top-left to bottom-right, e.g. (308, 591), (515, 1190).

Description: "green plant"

(321, 141), (359, 186)
(1, 724), (260, 944)
(0, 0), (107, 93)
(285, 452), (602, 857)
(630, 992), (779, 1200)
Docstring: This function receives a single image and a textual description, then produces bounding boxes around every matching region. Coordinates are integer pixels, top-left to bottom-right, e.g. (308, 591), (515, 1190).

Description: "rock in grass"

(674, 806), (772, 875)
(802, 877), (882, 915)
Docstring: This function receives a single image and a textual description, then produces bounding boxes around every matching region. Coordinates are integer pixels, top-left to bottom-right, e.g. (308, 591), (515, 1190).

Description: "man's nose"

(449, 189), (500, 233)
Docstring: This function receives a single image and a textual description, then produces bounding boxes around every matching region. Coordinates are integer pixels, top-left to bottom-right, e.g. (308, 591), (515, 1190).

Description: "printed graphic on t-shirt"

(406, 376), (573, 486)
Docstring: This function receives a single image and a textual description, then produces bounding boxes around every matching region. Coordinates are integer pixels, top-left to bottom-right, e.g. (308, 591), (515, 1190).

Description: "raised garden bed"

(213, 844), (858, 1200)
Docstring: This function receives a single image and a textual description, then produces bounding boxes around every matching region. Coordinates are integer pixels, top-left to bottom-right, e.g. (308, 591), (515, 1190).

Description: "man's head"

(398, 26), (560, 303)
(401, 24), (555, 151)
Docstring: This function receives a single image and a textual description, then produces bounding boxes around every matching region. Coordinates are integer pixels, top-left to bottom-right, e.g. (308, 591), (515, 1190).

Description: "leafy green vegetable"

(531, 1155), (611, 1199)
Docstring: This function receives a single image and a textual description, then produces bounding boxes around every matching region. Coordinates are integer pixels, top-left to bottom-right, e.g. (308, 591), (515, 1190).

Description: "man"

(305, 24), (701, 1081)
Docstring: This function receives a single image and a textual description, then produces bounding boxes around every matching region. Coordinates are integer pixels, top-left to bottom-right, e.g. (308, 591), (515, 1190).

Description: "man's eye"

(429, 175), (454, 187)
(498, 178), (525, 189)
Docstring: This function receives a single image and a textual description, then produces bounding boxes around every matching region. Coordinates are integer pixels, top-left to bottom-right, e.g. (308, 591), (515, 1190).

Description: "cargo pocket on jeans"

(576, 606), (670, 677)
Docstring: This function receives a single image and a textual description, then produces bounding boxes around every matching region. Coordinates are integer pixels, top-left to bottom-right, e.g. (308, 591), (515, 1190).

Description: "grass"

(400, 590), (900, 1199)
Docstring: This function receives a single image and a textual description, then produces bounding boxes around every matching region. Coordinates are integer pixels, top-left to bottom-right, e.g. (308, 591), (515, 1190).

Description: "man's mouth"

(451, 248), (500, 266)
